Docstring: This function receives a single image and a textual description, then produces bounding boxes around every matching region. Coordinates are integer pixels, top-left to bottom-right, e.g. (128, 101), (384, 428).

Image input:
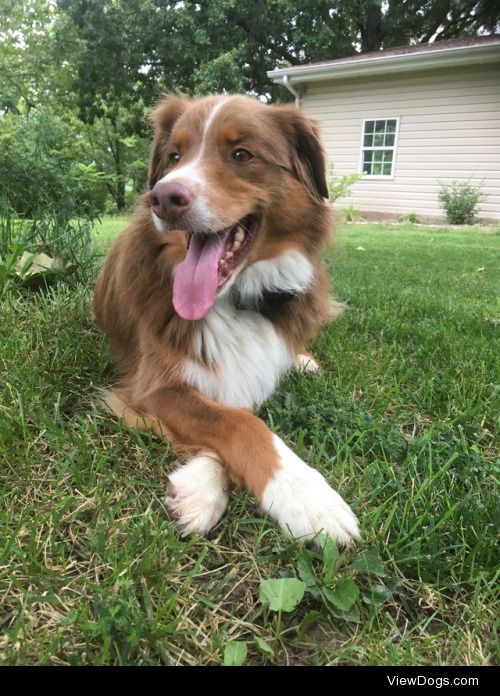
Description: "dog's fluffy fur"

(93, 94), (359, 545)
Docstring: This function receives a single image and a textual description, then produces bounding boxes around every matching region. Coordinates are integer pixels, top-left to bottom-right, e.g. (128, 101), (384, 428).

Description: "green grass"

(93, 215), (132, 252)
(1, 219), (498, 665)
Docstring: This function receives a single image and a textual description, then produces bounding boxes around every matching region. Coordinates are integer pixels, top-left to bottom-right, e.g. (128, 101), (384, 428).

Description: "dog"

(93, 94), (360, 546)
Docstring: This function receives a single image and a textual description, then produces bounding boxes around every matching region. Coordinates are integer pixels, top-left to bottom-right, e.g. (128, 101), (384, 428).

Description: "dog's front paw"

(294, 353), (320, 374)
(261, 435), (360, 546)
(165, 452), (230, 536)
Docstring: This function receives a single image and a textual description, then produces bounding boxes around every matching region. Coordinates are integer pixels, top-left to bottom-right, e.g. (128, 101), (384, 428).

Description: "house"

(267, 35), (500, 223)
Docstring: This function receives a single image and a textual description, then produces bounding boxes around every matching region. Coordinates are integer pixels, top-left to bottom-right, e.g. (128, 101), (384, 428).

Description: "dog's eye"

(231, 148), (254, 163)
(168, 152), (181, 165)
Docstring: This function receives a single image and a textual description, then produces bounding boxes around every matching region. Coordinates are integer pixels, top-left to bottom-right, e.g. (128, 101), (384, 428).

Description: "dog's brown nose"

(150, 181), (194, 221)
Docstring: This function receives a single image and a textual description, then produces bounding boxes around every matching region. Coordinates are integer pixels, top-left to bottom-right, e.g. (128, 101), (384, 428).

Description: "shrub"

(341, 204), (362, 222)
(0, 108), (112, 218)
(0, 197), (97, 293)
(328, 163), (360, 203)
(398, 211), (420, 224)
(0, 108), (103, 292)
(438, 181), (484, 225)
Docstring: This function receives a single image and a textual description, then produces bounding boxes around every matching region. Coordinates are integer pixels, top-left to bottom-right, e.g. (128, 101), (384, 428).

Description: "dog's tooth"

(234, 228), (245, 242)
(226, 251), (234, 260)
(232, 241), (241, 252)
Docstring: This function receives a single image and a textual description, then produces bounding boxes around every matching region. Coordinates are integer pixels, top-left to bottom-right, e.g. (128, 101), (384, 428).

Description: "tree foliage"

(0, 0), (70, 113)
(55, 1), (500, 102)
(1, 0), (498, 212)
(0, 107), (111, 217)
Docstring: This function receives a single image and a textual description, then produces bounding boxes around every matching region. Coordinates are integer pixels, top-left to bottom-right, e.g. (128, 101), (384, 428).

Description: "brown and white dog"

(93, 94), (360, 546)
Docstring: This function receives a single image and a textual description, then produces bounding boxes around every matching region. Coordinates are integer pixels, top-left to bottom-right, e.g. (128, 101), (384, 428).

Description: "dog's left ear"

(272, 105), (329, 201)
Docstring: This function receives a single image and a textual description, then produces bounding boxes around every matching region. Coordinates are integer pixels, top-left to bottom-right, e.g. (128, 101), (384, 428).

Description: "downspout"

(282, 74), (301, 107)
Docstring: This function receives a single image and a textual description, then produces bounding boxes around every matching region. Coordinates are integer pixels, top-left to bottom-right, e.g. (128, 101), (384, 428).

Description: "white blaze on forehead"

(158, 97), (229, 188)
(160, 161), (206, 188)
(202, 97), (229, 138)
(154, 98), (230, 231)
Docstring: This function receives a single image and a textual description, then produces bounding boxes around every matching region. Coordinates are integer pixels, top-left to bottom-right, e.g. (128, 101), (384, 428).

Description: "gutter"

(268, 43), (500, 85)
(282, 74), (301, 107)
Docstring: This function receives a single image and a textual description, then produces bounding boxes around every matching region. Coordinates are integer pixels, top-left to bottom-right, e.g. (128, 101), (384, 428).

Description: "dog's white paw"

(294, 353), (320, 374)
(165, 452), (230, 536)
(261, 435), (360, 546)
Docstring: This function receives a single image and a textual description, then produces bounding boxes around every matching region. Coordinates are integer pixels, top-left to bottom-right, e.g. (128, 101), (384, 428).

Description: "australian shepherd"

(93, 94), (360, 546)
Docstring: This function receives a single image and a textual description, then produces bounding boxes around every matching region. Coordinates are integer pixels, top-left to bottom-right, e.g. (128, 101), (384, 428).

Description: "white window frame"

(359, 117), (400, 179)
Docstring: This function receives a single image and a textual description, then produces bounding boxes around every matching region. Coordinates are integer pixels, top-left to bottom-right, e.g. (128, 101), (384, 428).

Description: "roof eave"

(267, 44), (500, 84)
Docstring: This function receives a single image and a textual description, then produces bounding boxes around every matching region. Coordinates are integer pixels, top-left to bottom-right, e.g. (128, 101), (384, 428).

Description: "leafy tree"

(348, 0), (500, 52)
(55, 1), (159, 209)
(0, 107), (111, 217)
(83, 103), (150, 211)
(55, 1), (500, 105)
(0, 0), (73, 112)
(2, 0), (498, 214)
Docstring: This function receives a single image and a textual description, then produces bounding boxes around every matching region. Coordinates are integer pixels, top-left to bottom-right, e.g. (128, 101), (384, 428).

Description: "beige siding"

(301, 64), (500, 221)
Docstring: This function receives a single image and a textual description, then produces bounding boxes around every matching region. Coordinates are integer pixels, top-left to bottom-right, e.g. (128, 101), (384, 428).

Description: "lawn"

(0, 218), (498, 665)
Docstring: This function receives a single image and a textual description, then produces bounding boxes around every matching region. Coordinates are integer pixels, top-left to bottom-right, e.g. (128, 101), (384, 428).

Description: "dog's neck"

(226, 248), (314, 316)
(232, 288), (297, 317)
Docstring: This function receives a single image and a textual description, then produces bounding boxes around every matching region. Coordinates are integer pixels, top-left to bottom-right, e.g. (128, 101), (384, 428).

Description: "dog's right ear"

(271, 104), (329, 201)
(148, 94), (190, 188)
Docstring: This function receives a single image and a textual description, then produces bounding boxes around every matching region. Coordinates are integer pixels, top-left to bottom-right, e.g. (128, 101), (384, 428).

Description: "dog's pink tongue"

(173, 233), (226, 320)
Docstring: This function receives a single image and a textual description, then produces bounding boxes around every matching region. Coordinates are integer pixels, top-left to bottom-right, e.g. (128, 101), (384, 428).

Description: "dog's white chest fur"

(182, 302), (293, 408)
(180, 249), (314, 408)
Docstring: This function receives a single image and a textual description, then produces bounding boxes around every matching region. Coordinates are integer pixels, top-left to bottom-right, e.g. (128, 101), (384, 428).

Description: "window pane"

(362, 119), (397, 175)
(362, 152), (372, 174)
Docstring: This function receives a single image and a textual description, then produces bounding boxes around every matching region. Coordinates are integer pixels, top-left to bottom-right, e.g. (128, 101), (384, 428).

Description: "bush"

(328, 163), (360, 203)
(398, 211), (420, 224)
(0, 108), (113, 218)
(438, 181), (484, 225)
(341, 204), (362, 222)
(0, 197), (97, 293)
(0, 108), (103, 292)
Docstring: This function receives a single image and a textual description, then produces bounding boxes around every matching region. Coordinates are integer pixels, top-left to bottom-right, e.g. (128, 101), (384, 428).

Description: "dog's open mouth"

(173, 215), (258, 321)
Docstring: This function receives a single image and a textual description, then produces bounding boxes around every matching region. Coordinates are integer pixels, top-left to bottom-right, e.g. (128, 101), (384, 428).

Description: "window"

(361, 118), (399, 177)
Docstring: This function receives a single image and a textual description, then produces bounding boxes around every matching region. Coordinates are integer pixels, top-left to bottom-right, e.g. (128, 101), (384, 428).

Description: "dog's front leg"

(165, 450), (231, 537)
(136, 385), (360, 545)
(294, 351), (320, 374)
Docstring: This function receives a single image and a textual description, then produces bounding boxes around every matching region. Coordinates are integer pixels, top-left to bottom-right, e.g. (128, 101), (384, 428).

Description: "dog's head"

(148, 94), (330, 320)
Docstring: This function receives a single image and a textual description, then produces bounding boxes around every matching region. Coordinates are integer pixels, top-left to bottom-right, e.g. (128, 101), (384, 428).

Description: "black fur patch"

(233, 289), (297, 318)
